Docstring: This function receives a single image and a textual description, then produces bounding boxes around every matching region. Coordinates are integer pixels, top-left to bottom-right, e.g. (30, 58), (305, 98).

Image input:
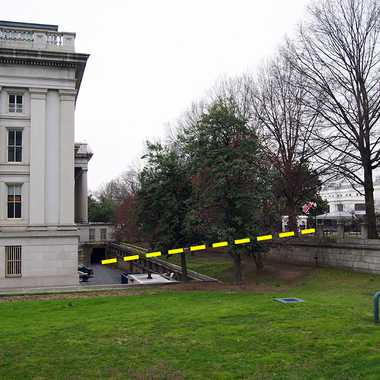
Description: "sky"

(2, 0), (310, 190)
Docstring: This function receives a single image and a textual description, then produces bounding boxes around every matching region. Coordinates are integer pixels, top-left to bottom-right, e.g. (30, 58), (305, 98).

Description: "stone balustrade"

(0, 27), (75, 52)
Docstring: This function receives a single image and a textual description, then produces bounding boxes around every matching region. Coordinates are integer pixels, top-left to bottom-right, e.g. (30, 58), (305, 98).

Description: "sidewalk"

(0, 282), (132, 297)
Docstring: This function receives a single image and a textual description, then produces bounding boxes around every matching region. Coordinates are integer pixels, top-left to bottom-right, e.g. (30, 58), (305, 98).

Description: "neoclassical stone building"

(0, 20), (91, 288)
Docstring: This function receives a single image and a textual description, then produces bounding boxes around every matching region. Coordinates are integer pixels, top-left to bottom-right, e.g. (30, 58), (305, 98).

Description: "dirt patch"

(219, 258), (315, 286)
(254, 260), (315, 283)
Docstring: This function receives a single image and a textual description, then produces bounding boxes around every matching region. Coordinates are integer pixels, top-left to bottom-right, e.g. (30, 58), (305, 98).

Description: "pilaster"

(80, 169), (88, 223)
(59, 89), (76, 226)
(29, 88), (47, 226)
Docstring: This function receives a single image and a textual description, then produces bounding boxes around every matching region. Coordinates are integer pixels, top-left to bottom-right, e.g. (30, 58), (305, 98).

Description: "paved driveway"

(80, 264), (123, 286)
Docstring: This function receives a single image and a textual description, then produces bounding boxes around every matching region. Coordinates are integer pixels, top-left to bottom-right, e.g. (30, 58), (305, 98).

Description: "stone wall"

(0, 234), (79, 289)
(266, 237), (380, 274)
(77, 223), (114, 244)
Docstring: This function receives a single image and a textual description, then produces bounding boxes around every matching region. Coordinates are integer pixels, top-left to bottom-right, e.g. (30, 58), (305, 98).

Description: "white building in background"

(0, 20), (91, 288)
(281, 177), (380, 231)
(319, 178), (380, 217)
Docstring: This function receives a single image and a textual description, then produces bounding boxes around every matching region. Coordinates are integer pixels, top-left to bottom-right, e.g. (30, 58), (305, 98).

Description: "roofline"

(0, 20), (58, 31)
(0, 48), (90, 99)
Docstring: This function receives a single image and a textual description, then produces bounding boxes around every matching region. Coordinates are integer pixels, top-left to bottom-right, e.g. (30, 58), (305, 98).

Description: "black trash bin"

(121, 272), (129, 284)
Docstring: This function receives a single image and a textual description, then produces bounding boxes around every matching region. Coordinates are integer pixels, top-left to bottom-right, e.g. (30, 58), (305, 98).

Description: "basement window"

(5, 245), (22, 277)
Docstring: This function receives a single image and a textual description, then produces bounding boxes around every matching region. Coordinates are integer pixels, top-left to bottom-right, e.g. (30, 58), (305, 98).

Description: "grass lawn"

(162, 251), (233, 282)
(1, 267), (380, 379)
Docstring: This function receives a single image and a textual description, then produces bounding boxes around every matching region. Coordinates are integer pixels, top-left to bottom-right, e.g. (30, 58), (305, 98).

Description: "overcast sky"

(3, 0), (310, 190)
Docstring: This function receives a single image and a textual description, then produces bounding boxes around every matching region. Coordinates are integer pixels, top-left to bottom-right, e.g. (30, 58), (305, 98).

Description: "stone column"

(59, 90), (76, 226)
(80, 169), (88, 223)
(29, 88), (47, 226)
(337, 221), (345, 239)
(74, 169), (81, 223)
(361, 223), (368, 239)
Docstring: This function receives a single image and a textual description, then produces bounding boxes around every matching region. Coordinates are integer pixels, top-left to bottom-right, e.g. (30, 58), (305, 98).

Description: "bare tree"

(97, 167), (139, 203)
(285, 0), (380, 238)
(251, 55), (324, 232)
(208, 75), (255, 121)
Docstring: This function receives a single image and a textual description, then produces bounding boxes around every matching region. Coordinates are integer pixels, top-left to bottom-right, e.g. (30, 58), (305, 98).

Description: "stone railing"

(0, 27), (75, 52)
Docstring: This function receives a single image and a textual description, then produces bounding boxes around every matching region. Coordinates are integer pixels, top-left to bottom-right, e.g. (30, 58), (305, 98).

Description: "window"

(8, 94), (23, 113)
(5, 246), (22, 277)
(355, 203), (366, 211)
(89, 228), (95, 241)
(7, 184), (22, 218)
(8, 130), (22, 162)
(337, 204), (344, 212)
(100, 228), (107, 240)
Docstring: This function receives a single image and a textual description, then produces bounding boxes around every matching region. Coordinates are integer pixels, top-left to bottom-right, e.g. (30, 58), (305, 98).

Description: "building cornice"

(0, 47), (89, 97)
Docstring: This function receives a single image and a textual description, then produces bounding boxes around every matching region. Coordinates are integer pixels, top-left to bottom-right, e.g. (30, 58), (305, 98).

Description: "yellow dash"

(190, 244), (206, 252)
(279, 231), (295, 238)
(168, 248), (184, 255)
(257, 235), (272, 241)
(234, 238), (251, 245)
(145, 251), (161, 258)
(212, 241), (228, 248)
(301, 228), (316, 235)
(123, 255), (139, 261)
(101, 258), (117, 265)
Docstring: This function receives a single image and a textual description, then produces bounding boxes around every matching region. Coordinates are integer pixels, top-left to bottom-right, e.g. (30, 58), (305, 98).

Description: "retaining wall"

(266, 237), (380, 275)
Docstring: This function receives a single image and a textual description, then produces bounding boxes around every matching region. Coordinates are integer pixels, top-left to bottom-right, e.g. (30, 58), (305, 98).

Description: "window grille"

(5, 246), (22, 277)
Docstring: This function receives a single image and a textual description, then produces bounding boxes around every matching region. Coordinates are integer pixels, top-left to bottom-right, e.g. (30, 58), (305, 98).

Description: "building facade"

(0, 21), (89, 288)
(320, 178), (380, 216)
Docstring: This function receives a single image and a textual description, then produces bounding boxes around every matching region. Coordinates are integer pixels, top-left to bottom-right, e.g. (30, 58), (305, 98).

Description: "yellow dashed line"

(168, 248), (184, 255)
(257, 235), (272, 241)
(145, 251), (162, 258)
(190, 244), (206, 252)
(212, 241), (228, 248)
(301, 228), (316, 235)
(123, 255), (139, 261)
(101, 258), (117, 265)
(234, 238), (251, 245)
(279, 231), (295, 238)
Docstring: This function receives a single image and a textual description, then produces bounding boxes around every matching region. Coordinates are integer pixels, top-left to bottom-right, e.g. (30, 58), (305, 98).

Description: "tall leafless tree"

(208, 75), (255, 122)
(285, 0), (380, 238)
(97, 167), (140, 203)
(251, 55), (324, 232)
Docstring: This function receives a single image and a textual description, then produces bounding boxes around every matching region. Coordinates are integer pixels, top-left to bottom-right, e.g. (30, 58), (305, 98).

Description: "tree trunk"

(231, 253), (242, 285)
(253, 251), (264, 271)
(364, 165), (377, 239)
(180, 252), (188, 281)
(286, 199), (298, 233)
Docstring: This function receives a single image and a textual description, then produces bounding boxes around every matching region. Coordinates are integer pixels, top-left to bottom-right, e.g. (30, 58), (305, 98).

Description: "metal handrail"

(374, 291), (380, 323)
